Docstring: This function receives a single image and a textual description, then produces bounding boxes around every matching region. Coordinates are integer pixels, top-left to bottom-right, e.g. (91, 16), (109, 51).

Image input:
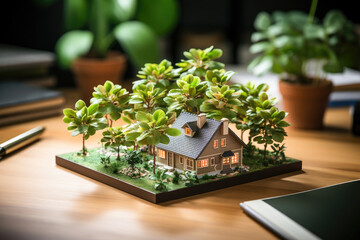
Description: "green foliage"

(130, 83), (167, 114)
(101, 127), (134, 160)
(172, 170), (181, 184)
(134, 59), (178, 89)
(204, 69), (235, 87)
(181, 171), (199, 187)
(100, 155), (111, 168)
(91, 81), (130, 126)
(55, 0), (179, 68)
(271, 143), (287, 163)
(248, 9), (359, 83)
(176, 46), (225, 78)
(63, 100), (107, 155)
(164, 74), (207, 114)
(200, 84), (242, 121)
(121, 149), (143, 169)
(150, 168), (172, 192)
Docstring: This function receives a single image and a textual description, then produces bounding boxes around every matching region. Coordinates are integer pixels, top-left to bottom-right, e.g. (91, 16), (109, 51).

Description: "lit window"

(231, 152), (239, 163)
(210, 157), (215, 166)
(158, 149), (166, 158)
(185, 127), (191, 135)
(197, 159), (209, 168)
(223, 157), (230, 164)
(179, 157), (183, 164)
(221, 138), (226, 147)
(213, 140), (219, 149)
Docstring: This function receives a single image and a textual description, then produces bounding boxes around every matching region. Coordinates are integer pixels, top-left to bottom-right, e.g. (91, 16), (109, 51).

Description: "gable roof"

(156, 112), (246, 160)
(182, 121), (198, 132)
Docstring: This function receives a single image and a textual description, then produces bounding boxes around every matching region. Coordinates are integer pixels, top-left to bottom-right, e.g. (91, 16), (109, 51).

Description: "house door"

(168, 152), (173, 167)
(222, 157), (230, 170)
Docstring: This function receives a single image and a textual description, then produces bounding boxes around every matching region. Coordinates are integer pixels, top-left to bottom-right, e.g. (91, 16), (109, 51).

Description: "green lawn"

(59, 148), (300, 193)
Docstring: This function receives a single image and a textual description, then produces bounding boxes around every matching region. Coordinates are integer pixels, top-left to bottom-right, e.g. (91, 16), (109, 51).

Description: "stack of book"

(0, 81), (65, 126)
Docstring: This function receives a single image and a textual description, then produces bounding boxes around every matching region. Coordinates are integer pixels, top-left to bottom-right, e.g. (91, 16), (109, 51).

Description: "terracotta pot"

(72, 52), (126, 103)
(279, 80), (333, 129)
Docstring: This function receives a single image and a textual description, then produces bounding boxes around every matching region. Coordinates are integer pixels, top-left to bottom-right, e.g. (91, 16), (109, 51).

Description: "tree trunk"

(263, 143), (267, 160)
(82, 134), (86, 155)
(117, 146), (120, 160)
(153, 145), (156, 174)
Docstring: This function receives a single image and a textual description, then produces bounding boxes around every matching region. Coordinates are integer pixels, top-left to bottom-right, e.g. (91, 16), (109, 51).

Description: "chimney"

(221, 118), (229, 135)
(197, 113), (207, 128)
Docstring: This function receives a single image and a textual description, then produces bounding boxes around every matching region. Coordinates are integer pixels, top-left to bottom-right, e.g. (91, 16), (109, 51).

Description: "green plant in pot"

(248, 1), (358, 129)
(55, 0), (179, 103)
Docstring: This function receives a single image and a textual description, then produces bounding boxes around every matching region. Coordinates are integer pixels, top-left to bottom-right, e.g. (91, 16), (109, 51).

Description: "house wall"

(156, 148), (195, 171)
(195, 129), (243, 175)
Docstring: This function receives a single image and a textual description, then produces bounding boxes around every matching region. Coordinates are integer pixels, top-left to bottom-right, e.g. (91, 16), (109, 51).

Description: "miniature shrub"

(108, 161), (121, 174)
(182, 171), (199, 187)
(100, 155), (111, 168)
(150, 168), (172, 192)
(121, 149), (143, 169)
(172, 171), (181, 184)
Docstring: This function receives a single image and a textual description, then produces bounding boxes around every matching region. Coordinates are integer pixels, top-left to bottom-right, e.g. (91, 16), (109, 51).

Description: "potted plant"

(248, 1), (358, 129)
(55, 0), (179, 103)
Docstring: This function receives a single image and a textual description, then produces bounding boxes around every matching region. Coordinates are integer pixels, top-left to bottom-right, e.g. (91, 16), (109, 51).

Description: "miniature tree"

(63, 100), (107, 155)
(134, 59), (177, 89)
(91, 81), (130, 127)
(125, 110), (180, 173)
(246, 91), (290, 161)
(164, 74), (207, 114)
(101, 127), (134, 160)
(129, 83), (167, 114)
(176, 46), (224, 78)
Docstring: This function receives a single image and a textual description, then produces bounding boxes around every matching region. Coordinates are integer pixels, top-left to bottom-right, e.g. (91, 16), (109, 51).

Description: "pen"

(0, 126), (45, 159)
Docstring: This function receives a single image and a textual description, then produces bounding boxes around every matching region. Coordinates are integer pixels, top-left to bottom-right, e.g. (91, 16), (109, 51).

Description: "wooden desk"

(1, 91), (359, 240)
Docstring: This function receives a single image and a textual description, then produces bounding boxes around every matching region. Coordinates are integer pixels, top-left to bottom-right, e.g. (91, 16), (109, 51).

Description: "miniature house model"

(156, 112), (246, 176)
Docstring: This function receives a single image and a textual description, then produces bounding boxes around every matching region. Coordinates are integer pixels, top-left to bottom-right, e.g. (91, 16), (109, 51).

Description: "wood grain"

(0, 89), (359, 240)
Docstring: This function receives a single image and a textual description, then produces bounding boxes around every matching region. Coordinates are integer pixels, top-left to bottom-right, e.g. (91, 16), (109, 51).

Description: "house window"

(187, 159), (193, 167)
(158, 149), (166, 158)
(213, 140), (219, 149)
(179, 157), (183, 164)
(223, 157), (230, 164)
(210, 157), (215, 166)
(185, 127), (191, 136)
(221, 138), (226, 147)
(197, 159), (209, 168)
(231, 152), (239, 164)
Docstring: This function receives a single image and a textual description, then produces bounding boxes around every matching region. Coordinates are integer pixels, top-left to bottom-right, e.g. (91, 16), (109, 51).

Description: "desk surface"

(1, 90), (359, 240)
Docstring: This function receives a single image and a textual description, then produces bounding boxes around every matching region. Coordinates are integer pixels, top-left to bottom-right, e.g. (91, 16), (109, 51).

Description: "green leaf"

(75, 100), (86, 111)
(64, 0), (88, 30)
(277, 121), (290, 127)
(63, 108), (76, 118)
(78, 124), (89, 133)
(272, 132), (285, 143)
(159, 134), (170, 144)
(304, 24), (326, 40)
(135, 111), (149, 122)
(126, 132), (141, 141)
(254, 12), (271, 31)
(114, 21), (159, 67)
(55, 30), (93, 69)
(106, 0), (137, 23)
(251, 56), (273, 76)
(122, 116), (132, 124)
(165, 128), (181, 136)
(63, 117), (72, 123)
(153, 109), (165, 121)
(88, 104), (99, 115)
(71, 130), (80, 136)
(251, 32), (267, 42)
(249, 42), (271, 54)
(138, 122), (150, 130)
(137, 0), (179, 36)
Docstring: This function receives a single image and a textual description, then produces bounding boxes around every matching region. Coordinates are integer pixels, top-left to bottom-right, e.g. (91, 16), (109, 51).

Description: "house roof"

(156, 112), (246, 160)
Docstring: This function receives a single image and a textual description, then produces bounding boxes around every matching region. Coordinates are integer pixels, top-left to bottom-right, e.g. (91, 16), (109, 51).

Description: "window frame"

(213, 139), (219, 149)
(185, 127), (191, 136)
(231, 152), (239, 164)
(221, 138), (227, 147)
(179, 156), (183, 164)
(158, 149), (166, 158)
(210, 157), (215, 166)
(197, 159), (209, 168)
(223, 157), (230, 164)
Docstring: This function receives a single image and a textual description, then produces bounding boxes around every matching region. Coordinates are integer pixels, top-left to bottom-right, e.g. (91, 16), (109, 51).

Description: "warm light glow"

(213, 140), (218, 148)
(221, 138), (226, 147)
(158, 149), (165, 158)
(223, 157), (230, 164)
(197, 159), (209, 168)
(185, 127), (191, 135)
(231, 152), (239, 163)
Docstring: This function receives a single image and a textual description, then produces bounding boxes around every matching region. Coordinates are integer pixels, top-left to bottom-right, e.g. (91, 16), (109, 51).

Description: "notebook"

(240, 180), (360, 240)
(0, 81), (65, 126)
